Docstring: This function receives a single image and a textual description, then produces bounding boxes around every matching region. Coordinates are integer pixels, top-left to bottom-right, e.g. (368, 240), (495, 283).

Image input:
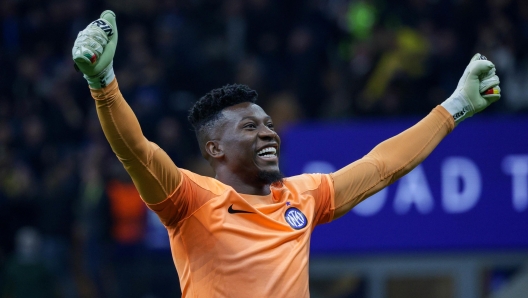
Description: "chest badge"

(284, 207), (307, 229)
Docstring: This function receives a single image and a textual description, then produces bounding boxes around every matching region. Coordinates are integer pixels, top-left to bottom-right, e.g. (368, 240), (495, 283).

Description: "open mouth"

(257, 147), (277, 159)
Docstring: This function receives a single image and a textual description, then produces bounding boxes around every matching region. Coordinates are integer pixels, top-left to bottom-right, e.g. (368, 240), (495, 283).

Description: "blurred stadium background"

(1, 0), (528, 297)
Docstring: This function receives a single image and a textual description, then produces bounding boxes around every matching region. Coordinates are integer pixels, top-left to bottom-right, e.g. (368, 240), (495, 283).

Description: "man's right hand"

(72, 10), (118, 89)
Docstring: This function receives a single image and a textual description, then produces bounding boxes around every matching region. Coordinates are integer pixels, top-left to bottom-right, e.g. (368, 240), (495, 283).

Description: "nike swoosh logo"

(228, 204), (254, 214)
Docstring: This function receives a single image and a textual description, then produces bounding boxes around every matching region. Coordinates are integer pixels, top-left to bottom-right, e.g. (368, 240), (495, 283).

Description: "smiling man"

(73, 11), (501, 298)
(188, 86), (284, 195)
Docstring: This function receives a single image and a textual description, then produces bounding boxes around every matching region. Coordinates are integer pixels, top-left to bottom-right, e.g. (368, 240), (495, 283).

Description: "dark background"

(1, 0), (527, 297)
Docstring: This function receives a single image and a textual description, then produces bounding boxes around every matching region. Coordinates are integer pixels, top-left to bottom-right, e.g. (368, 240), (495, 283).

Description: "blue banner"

(281, 115), (528, 254)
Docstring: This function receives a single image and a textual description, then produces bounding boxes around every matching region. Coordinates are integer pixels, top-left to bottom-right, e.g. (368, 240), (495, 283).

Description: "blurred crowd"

(1, 0), (527, 297)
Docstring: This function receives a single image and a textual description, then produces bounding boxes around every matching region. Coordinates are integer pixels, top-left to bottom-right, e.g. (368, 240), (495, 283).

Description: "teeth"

(257, 147), (277, 156)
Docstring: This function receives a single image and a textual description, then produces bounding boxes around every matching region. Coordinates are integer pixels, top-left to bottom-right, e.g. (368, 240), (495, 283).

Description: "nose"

(258, 125), (278, 140)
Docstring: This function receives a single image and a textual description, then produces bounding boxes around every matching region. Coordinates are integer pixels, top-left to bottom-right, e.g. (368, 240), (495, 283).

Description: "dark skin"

(203, 102), (281, 195)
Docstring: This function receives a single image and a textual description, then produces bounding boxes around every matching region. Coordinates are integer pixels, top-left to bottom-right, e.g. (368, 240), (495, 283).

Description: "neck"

(215, 171), (271, 196)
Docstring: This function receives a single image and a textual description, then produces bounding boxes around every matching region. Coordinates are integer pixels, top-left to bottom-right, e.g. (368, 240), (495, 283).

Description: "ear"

(205, 140), (224, 159)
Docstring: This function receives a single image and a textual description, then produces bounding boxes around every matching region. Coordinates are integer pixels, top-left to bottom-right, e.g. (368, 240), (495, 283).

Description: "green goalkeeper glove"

(441, 53), (501, 125)
(72, 10), (118, 89)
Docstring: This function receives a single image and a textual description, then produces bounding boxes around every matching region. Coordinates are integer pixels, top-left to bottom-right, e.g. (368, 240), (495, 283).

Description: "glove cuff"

(441, 92), (474, 125)
(83, 62), (115, 89)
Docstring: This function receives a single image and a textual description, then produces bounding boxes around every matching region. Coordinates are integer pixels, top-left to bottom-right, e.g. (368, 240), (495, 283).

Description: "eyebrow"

(240, 115), (272, 122)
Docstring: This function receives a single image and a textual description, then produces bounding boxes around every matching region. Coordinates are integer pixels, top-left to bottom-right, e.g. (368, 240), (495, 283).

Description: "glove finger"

(480, 67), (496, 80)
(470, 53), (485, 62)
(73, 46), (97, 65)
(483, 94), (501, 104)
(480, 75), (500, 93)
(89, 33), (108, 48)
(482, 86), (501, 102)
(81, 36), (105, 55)
(100, 10), (117, 35)
(482, 86), (500, 107)
(93, 10), (118, 75)
(468, 60), (495, 78)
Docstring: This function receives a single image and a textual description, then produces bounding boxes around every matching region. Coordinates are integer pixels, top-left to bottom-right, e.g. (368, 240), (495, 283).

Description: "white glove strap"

(441, 92), (474, 125)
(84, 62), (115, 89)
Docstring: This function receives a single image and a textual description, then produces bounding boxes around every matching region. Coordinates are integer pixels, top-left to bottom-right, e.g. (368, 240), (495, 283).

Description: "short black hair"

(188, 84), (258, 132)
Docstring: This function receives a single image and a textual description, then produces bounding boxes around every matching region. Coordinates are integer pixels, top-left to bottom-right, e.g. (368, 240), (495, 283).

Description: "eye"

(267, 123), (275, 130)
(244, 123), (256, 129)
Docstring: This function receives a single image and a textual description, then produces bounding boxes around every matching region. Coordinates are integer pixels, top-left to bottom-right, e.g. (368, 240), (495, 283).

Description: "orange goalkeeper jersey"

(91, 78), (453, 298)
(149, 170), (334, 297)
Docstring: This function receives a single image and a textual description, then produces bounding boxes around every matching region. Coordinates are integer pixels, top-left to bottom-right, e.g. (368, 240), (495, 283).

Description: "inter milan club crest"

(284, 207), (308, 229)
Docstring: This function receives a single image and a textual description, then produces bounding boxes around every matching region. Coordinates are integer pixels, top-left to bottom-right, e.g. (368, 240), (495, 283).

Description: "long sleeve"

(330, 106), (455, 219)
(90, 78), (181, 204)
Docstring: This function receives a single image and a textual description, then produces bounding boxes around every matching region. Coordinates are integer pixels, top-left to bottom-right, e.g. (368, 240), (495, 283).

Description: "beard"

(257, 169), (284, 185)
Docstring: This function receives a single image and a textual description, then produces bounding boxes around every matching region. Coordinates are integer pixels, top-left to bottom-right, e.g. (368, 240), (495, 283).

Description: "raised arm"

(73, 11), (181, 204)
(330, 106), (453, 219)
(330, 54), (501, 219)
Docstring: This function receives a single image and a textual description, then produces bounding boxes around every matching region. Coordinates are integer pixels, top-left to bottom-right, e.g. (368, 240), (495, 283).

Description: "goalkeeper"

(73, 11), (501, 298)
